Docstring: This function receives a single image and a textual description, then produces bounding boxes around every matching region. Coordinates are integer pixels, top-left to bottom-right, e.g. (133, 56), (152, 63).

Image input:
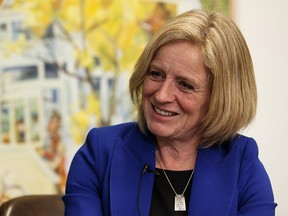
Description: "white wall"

(234, 1), (288, 215)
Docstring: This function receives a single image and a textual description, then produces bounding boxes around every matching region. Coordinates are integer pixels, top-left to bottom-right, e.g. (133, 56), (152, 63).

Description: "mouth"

(153, 106), (177, 116)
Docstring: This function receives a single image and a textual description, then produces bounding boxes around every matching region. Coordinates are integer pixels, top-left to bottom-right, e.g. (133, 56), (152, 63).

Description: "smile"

(154, 106), (177, 116)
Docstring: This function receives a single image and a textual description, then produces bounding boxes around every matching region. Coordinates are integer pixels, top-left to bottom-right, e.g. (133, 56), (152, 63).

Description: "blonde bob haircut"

(129, 9), (257, 148)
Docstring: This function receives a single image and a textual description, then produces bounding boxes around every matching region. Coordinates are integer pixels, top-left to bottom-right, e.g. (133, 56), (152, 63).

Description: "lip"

(152, 105), (178, 117)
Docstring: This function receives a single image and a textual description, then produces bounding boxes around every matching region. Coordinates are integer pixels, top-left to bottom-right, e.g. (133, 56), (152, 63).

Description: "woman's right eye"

(149, 71), (164, 80)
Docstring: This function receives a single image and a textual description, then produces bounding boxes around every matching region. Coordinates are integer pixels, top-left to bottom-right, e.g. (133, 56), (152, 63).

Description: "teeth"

(154, 107), (175, 116)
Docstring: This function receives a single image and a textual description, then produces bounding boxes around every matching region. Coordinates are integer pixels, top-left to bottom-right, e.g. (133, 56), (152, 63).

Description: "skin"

(142, 41), (211, 170)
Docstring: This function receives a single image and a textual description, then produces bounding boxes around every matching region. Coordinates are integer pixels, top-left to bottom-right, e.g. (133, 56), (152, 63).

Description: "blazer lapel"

(109, 124), (239, 215)
(110, 127), (156, 215)
(189, 145), (238, 215)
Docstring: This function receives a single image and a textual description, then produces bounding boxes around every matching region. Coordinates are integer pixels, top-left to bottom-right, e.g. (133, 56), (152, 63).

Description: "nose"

(154, 79), (176, 103)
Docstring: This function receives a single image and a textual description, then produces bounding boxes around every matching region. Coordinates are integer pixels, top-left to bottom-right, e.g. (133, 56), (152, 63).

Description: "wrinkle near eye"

(176, 80), (194, 92)
(149, 71), (165, 81)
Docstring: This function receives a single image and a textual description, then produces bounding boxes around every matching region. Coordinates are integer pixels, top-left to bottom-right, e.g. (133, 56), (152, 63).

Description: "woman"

(63, 9), (277, 215)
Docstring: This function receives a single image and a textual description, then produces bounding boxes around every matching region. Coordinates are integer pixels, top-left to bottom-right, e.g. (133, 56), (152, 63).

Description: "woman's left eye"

(177, 80), (194, 91)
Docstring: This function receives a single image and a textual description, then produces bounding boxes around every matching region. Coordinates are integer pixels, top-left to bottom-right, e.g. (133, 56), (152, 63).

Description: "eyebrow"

(151, 66), (210, 93)
(149, 62), (205, 87)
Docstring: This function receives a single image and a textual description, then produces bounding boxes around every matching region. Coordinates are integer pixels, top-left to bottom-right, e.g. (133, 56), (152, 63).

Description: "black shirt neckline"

(149, 168), (194, 216)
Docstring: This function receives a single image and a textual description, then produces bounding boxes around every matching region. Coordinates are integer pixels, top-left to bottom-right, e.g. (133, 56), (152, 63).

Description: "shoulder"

(229, 134), (258, 150)
(87, 122), (139, 142)
(217, 134), (261, 167)
(227, 135), (273, 194)
(230, 136), (277, 211)
(68, 122), (141, 180)
(228, 134), (259, 162)
(199, 135), (276, 211)
(83, 122), (140, 152)
(198, 134), (259, 164)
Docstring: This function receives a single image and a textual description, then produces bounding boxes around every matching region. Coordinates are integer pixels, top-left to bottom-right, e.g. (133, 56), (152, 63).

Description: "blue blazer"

(63, 122), (276, 216)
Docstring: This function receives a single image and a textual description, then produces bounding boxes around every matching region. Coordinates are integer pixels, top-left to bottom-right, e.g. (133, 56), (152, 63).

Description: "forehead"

(151, 41), (207, 79)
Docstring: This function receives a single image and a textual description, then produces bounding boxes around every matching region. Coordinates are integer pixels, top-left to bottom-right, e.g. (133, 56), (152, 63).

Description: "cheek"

(197, 94), (210, 115)
(142, 78), (151, 108)
(142, 78), (149, 95)
(143, 78), (157, 96)
(181, 93), (210, 115)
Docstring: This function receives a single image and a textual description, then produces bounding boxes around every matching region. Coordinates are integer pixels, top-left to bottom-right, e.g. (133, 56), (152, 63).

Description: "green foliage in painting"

(1, 0), (176, 143)
(200, 0), (229, 15)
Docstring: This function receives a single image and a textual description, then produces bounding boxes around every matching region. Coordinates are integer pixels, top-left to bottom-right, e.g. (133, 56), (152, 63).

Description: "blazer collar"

(110, 125), (238, 215)
(189, 145), (238, 215)
(110, 125), (156, 215)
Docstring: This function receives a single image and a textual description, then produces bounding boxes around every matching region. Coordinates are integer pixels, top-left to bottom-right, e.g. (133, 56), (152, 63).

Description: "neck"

(156, 137), (198, 171)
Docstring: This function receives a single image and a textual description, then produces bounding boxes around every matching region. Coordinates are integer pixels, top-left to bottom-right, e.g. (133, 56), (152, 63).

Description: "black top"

(149, 168), (193, 216)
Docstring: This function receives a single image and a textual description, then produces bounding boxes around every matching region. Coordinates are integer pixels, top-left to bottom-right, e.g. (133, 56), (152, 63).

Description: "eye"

(176, 80), (195, 92)
(148, 70), (165, 81)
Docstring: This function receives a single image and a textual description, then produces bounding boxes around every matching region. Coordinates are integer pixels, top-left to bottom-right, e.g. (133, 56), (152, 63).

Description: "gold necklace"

(160, 164), (194, 211)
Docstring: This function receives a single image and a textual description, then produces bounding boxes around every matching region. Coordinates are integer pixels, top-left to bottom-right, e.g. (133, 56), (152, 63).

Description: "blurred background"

(0, 0), (287, 215)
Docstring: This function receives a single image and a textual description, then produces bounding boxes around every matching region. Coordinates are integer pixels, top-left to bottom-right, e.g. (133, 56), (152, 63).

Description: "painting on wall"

(200, 0), (232, 16)
(0, 0), (179, 204)
(0, 0), (231, 204)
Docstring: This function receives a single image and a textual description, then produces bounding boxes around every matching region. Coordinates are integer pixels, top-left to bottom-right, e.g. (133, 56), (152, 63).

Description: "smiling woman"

(63, 9), (277, 216)
(142, 41), (210, 148)
(130, 9), (257, 148)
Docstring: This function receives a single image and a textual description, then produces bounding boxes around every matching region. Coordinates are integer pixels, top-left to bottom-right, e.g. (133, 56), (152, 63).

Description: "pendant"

(174, 194), (186, 211)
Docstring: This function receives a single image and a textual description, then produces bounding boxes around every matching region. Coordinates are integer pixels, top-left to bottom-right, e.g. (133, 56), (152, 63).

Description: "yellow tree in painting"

(200, 0), (230, 16)
(10, 0), (149, 69)
(1, 0), (175, 142)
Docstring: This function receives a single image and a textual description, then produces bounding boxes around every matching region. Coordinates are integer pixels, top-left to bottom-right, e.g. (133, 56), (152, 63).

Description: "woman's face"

(142, 41), (210, 142)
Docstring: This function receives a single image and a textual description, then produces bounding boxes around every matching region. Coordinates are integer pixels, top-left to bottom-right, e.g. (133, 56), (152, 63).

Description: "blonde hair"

(129, 9), (257, 147)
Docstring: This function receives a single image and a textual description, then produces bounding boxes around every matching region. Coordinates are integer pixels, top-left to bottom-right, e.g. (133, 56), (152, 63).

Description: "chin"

(147, 123), (173, 137)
